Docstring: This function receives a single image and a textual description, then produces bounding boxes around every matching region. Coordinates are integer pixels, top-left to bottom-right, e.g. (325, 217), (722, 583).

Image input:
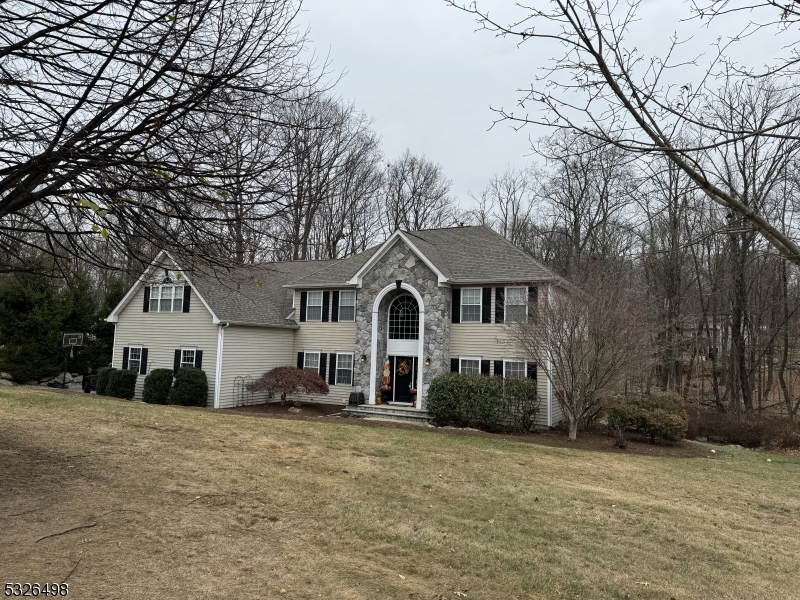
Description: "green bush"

(168, 367), (209, 407)
(426, 373), (539, 433)
(95, 367), (116, 395)
(607, 393), (688, 445)
(503, 378), (540, 433)
(142, 369), (174, 405)
(105, 369), (137, 400)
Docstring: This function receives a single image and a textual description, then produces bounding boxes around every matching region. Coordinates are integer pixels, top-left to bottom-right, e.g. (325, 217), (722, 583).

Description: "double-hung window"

(306, 292), (323, 321)
(503, 359), (526, 380)
(461, 288), (482, 323)
(505, 287), (527, 323)
(128, 347), (142, 373)
(459, 357), (481, 375)
(150, 284), (184, 313)
(336, 353), (353, 385)
(339, 291), (356, 322)
(303, 351), (321, 374)
(180, 348), (196, 368)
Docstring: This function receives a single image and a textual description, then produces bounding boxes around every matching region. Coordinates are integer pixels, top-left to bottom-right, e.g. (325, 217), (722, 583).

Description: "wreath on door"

(397, 361), (410, 376)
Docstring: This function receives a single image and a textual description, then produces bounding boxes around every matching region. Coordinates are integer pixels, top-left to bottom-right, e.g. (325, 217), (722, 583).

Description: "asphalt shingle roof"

(184, 226), (562, 327)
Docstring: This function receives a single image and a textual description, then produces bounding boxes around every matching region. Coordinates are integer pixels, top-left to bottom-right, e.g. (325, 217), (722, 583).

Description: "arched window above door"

(389, 295), (419, 340)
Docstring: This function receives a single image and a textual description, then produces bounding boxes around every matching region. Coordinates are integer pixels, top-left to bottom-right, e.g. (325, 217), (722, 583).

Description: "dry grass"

(1, 388), (799, 600)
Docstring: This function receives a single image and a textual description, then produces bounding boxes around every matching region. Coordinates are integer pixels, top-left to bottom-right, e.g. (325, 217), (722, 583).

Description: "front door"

(391, 356), (415, 404)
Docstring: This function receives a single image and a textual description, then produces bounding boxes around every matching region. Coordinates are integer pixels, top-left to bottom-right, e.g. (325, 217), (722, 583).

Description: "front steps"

(340, 404), (431, 425)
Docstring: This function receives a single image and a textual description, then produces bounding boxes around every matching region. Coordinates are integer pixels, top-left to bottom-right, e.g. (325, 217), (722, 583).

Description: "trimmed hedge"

(142, 369), (174, 405)
(168, 367), (209, 407)
(607, 394), (688, 445)
(95, 367), (116, 395)
(105, 369), (137, 400)
(426, 373), (539, 433)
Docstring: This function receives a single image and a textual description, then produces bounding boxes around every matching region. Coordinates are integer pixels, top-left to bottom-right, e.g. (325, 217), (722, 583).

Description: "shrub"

(503, 377), (540, 433)
(142, 369), (174, 405)
(105, 369), (137, 400)
(168, 367), (209, 407)
(426, 373), (539, 433)
(607, 393), (688, 445)
(687, 410), (800, 449)
(95, 366), (116, 395)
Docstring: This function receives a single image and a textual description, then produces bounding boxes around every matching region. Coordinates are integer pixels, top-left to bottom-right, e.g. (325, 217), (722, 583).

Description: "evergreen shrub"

(168, 367), (209, 407)
(142, 369), (174, 405)
(95, 367), (116, 395)
(105, 369), (137, 400)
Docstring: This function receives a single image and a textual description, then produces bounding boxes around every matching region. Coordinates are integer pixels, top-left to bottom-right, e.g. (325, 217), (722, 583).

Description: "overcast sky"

(299, 1), (786, 207)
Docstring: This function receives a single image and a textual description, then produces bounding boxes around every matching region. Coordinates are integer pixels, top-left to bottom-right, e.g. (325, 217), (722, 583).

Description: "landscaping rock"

(0, 379), (14, 386)
(0, 372), (12, 380)
(288, 407), (302, 414)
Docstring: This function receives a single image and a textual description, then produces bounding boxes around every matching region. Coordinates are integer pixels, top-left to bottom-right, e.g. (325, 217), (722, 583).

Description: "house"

(106, 226), (568, 426)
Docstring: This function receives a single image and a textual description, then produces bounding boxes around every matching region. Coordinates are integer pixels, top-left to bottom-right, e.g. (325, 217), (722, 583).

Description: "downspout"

(111, 324), (117, 369)
(213, 323), (230, 409)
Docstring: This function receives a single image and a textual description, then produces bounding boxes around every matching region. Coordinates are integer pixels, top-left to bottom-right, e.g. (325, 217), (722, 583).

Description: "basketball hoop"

(63, 333), (83, 359)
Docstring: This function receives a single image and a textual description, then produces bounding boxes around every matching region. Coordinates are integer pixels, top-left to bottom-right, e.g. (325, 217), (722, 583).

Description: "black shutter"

(183, 286), (191, 312)
(174, 350), (181, 374)
(331, 291), (339, 322)
(481, 359), (490, 375)
(140, 348), (149, 375)
(195, 350), (203, 370)
(319, 353), (327, 381)
(143, 287), (150, 312)
(482, 288), (491, 323)
(352, 359), (356, 386)
(494, 360), (504, 377)
(452, 289), (461, 323)
(322, 291), (330, 322)
(299, 292), (307, 322)
(527, 363), (537, 380)
(328, 354), (336, 385)
(297, 352), (304, 369)
(529, 286), (538, 320)
(451, 358), (459, 373)
(495, 288), (505, 324)
(122, 347), (129, 370)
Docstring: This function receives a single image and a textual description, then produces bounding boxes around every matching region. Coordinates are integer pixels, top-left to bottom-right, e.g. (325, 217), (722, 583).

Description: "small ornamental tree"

(248, 366), (329, 404)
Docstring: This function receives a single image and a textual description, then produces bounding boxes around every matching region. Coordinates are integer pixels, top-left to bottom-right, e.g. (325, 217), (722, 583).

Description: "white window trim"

(303, 351), (321, 373)
(335, 352), (354, 385)
(503, 358), (527, 379)
(505, 286), (528, 323)
(128, 345), (143, 373)
(150, 283), (185, 313)
(338, 291), (356, 322)
(460, 287), (482, 323)
(459, 356), (482, 374)
(306, 291), (323, 322)
(180, 346), (197, 368)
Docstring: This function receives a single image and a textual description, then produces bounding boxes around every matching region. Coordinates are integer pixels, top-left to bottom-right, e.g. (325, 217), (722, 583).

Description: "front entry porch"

(341, 403), (431, 425)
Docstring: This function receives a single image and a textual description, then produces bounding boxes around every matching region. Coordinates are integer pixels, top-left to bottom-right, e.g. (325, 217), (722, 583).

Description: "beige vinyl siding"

(450, 286), (554, 427)
(292, 290), (358, 405)
(113, 281), (218, 406)
(217, 326), (295, 409)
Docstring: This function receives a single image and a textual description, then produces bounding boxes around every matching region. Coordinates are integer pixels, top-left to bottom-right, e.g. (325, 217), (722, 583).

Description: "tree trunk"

(567, 415), (579, 441)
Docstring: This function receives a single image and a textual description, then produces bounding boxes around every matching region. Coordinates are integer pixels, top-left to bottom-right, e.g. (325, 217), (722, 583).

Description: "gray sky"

(300, 1), (786, 207)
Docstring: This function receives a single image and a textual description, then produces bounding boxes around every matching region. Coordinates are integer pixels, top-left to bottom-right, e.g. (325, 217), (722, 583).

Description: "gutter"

(221, 320), (300, 329)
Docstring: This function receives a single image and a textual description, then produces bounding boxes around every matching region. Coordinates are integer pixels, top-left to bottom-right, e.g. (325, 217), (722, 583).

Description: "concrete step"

(341, 405), (431, 425)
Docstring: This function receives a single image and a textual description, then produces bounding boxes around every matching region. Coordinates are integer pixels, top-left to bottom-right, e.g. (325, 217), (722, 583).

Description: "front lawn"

(1, 388), (798, 599)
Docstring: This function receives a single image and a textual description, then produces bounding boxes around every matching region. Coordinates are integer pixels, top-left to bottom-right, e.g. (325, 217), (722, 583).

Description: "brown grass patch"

(1, 388), (799, 599)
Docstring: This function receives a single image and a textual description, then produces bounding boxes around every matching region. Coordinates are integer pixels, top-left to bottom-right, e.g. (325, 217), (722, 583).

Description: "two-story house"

(106, 226), (568, 427)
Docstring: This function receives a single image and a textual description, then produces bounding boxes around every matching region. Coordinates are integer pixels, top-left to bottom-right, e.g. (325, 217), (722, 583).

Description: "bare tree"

(380, 150), (457, 234)
(512, 272), (652, 440)
(445, 0), (800, 266)
(468, 166), (534, 246)
(0, 0), (316, 273)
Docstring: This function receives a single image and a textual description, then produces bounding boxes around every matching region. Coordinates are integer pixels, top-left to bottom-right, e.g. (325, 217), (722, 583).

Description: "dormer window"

(149, 284), (184, 313)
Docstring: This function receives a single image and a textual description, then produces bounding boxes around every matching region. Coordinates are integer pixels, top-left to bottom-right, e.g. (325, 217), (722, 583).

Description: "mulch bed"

(224, 402), (712, 459)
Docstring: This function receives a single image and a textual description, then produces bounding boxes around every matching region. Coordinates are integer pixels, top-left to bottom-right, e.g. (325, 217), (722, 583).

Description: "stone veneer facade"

(353, 238), (450, 400)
